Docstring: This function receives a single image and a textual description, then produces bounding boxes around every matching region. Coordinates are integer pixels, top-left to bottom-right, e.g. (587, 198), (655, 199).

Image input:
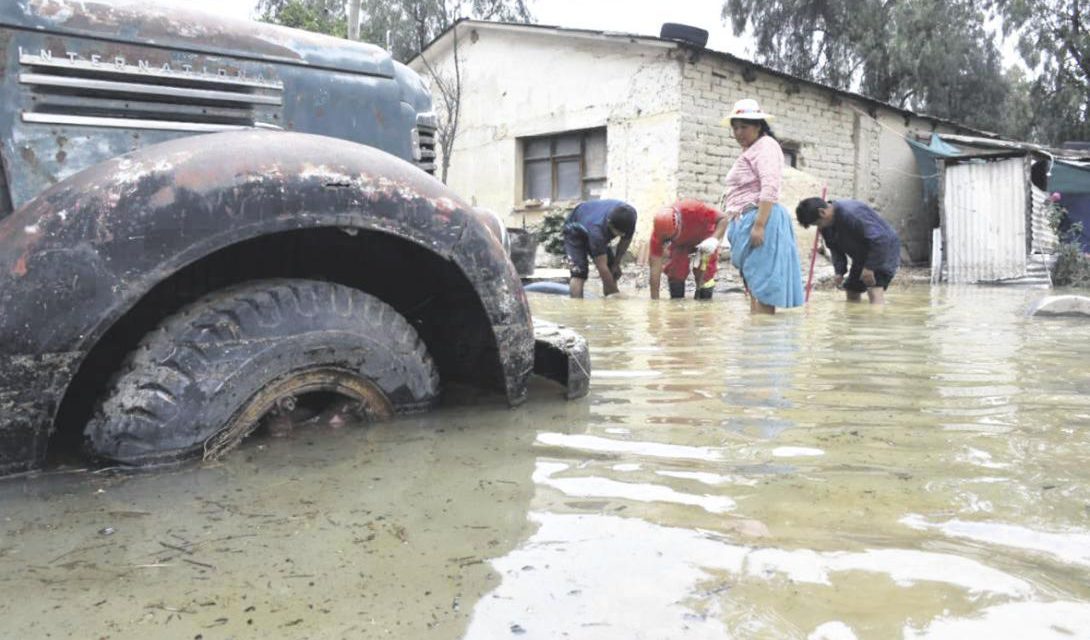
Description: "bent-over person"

(795, 197), (901, 304)
(648, 199), (728, 300)
(562, 199), (637, 298)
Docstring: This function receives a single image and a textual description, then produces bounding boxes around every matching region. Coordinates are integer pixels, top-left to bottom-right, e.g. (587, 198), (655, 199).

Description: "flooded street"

(3, 285), (1090, 638)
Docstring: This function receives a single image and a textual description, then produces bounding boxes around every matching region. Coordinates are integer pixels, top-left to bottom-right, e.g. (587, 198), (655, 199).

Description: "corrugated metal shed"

(1031, 186), (1059, 254)
(941, 156), (1027, 283)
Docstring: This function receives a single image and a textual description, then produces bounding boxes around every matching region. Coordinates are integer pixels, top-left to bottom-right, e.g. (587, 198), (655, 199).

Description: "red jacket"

(650, 199), (722, 257)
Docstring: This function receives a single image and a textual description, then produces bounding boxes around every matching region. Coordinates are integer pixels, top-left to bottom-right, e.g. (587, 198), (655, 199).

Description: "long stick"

(804, 185), (828, 302)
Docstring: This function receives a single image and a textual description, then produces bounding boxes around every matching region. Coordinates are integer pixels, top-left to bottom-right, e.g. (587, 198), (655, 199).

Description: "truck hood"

(2, 0), (395, 78)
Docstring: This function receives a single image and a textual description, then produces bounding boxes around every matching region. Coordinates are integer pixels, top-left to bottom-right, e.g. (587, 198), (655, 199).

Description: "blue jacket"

(565, 199), (634, 257)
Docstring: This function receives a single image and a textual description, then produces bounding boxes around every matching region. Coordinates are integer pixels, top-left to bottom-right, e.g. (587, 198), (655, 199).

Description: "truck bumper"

(531, 319), (590, 400)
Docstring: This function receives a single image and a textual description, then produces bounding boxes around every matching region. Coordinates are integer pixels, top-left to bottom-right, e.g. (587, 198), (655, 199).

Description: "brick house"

(409, 21), (987, 263)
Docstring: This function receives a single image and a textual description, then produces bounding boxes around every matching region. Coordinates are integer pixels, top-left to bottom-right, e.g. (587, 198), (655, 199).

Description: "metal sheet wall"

(1030, 185), (1059, 254)
(942, 157), (1027, 283)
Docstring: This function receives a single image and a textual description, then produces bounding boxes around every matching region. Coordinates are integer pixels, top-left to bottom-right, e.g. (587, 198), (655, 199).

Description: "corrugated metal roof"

(938, 133), (1088, 161)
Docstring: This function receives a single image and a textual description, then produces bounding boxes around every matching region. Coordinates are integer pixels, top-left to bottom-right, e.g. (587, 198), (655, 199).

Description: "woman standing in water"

(722, 99), (803, 314)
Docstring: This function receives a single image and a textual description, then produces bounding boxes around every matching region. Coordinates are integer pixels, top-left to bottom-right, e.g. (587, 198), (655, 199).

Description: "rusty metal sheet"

(0, 352), (80, 474)
(533, 319), (591, 400)
(0, 0), (394, 77)
(3, 30), (408, 210)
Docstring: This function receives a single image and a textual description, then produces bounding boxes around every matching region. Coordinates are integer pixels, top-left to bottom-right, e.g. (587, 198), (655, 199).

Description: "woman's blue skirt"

(728, 204), (803, 308)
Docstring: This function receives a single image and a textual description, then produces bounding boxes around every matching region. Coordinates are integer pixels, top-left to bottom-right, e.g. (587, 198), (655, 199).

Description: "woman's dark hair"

(795, 197), (828, 228)
(729, 118), (778, 141)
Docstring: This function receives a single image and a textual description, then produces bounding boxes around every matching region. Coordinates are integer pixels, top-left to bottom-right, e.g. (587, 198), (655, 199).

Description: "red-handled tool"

(804, 185), (827, 303)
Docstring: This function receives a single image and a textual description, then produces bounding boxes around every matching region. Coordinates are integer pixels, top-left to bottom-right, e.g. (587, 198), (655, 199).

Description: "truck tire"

(659, 23), (709, 48)
(84, 279), (439, 466)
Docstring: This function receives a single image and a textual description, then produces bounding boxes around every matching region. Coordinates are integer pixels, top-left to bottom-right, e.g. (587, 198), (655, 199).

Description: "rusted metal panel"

(2, 30), (410, 210)
(533, 319), (591, 400)
(0, 352), (80, 472)
(0, 0), (394, 78)
(451, 207), (536, 405)
(941, 157), (1027, 283)
(0, 130), (535, 474)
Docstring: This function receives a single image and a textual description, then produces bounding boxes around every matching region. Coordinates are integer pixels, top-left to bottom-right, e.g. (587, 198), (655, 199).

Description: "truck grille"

(18, 50), (283, 132)
(415, 113), (437, 175)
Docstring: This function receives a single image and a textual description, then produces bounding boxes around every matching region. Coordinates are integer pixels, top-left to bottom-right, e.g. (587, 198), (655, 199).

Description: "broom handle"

(804, 186), (827, 303)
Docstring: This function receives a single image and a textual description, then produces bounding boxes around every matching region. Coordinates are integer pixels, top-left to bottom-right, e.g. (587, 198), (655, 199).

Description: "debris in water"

(1027, 294), (1090, 317)
(307, 399), (366, 428)
(266, 413), (293, 438)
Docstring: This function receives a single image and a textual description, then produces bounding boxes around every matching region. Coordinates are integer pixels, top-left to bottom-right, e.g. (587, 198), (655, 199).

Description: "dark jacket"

(564, 199), (634, 256)
(820, 200), (901, 278)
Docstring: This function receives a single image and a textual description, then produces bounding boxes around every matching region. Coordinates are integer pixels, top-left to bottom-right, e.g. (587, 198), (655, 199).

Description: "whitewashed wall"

(411, 25), (684, 234)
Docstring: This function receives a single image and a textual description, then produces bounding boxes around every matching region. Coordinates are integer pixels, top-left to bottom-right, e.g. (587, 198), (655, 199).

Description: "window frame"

(521, 128), (606, 203)
(781, 142), (801, 168)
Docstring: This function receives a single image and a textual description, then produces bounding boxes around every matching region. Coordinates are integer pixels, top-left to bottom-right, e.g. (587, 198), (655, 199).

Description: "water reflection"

(1, 287), (1089, 638)
(463, 511), (1090, 639)
(473, 287), (1090, 638)
(0, 401), (546, 638)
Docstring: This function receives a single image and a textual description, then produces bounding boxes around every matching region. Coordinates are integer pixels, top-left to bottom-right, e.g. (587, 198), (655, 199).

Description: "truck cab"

(0, 0), (587, 474)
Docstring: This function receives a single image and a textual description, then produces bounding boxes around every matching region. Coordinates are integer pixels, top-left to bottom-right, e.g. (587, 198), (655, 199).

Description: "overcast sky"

(178, 0), (755, 57)
(174, 0), (1024, 72)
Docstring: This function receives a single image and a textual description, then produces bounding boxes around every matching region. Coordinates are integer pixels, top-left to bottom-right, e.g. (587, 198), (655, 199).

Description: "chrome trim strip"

(18, 54), (284, 90)
(415, 111), (438, 129)
(18, 73), (283, 106)
(22, 112), (259, 132)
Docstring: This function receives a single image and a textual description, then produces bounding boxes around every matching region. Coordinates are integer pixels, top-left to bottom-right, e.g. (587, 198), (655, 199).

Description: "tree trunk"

(347, 0), (361, 40)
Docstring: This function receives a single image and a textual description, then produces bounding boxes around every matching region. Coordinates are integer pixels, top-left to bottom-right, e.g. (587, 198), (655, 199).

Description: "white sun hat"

(721, 98), (775, 125)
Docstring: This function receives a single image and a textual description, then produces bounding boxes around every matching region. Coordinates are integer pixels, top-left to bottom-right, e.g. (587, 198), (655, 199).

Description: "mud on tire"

(85, 279), (439, 465)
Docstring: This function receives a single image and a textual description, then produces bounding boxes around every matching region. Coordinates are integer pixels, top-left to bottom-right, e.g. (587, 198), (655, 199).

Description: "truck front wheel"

(84, 279), (440, 466)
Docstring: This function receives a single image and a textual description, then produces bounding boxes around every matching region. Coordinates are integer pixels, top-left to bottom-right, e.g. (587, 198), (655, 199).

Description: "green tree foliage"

(722, 0), (1027, 137)
(992, 0), (1090, 143)
(1047, 200), (1090, 286)
(358, 0), (531, 62)
(257, 1), (531, 59)
(991, 66), (1036, 141)
(258, 0), (347, 37)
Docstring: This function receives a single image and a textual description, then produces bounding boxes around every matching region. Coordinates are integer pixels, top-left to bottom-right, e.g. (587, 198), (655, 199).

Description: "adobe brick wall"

(678, 56), (874, 208)
(674, 53), (951, 262)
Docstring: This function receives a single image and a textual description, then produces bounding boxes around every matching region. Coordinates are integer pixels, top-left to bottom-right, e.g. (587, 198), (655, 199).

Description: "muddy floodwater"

(3, 285), (1090, 639)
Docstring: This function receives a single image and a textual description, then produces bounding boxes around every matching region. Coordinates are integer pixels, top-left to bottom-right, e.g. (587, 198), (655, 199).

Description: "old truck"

(0, 0), (588, 475)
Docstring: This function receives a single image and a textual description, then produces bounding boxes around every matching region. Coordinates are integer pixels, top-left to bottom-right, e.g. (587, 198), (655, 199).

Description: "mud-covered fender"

(0, 130), (533, 471)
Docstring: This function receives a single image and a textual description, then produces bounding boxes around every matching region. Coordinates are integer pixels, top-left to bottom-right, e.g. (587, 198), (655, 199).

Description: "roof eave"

(412, 20), (994, 137)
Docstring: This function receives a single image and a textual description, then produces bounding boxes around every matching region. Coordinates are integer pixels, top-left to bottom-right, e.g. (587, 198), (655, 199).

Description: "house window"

(782, 143), (800, 168)
(523, 128), (607, 202)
